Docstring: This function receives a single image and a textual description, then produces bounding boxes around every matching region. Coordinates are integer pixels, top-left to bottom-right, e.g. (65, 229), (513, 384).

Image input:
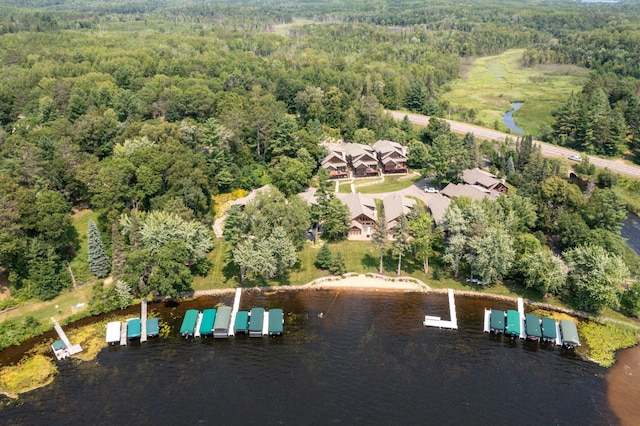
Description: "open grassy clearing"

(68, 210), (100, 287)
(0, 285), (93, 323)
(442, 49), (588, 136)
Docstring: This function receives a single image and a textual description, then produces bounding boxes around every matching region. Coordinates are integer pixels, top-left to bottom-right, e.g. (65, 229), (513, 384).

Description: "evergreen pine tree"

(505, 155), (515, 175)
(315, 243), (333, 270)
(329, 252), (347, 276)
(88, 219), (111, 278)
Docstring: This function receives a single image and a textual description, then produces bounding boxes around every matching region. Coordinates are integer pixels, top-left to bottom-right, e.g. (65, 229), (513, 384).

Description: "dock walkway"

(51, 317), (82, 357)
(517, 298), (526, 339)
(423, 289), (458, 329)
(262, 310), (270, 336)
(229, 288), (241, 337)
(194, 312), (203, 338)
(120, 321), (127, 345)
(141, 300), (148, 343)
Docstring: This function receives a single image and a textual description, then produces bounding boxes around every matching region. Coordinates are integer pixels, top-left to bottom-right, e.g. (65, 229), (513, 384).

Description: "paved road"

(388, 110), (640, 179)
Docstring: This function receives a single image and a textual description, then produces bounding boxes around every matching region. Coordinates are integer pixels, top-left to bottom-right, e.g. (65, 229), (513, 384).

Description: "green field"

(442, 49), (588, 136)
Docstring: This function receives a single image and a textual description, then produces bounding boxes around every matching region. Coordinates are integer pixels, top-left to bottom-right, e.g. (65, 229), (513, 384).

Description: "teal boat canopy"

(505, 310), (520, 336)
(268, 309), (284, 336)
(52, 339), (66, 351)
(180, 309), (199, 336)
(525, 313), (542, 338)
(560, 319), (580, 347)
(541, 317), (557, 340)
(146, 318), (159, 337)
(490, 309), (505, 332)
(234, 311), (249, 333)
(199, 309), (217, 335)
(127, 318), (141, 339)
(213, 306), (232, 337)
(249, 307), (265, 336)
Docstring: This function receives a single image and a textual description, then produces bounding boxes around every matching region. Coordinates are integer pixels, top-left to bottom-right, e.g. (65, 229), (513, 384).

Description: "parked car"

(568, 154), (582, 162)
(424, 187), (439, 193)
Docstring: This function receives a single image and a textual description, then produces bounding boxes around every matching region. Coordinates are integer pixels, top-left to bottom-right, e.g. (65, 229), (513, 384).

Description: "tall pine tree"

(88, 219), (111, 278)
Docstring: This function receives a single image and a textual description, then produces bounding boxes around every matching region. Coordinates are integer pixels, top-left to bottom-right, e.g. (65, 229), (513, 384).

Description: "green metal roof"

(180, 309), (199, 336)
(249, 307), (265, 333)
(199, 309), (217, 335)
(541, 317), (557, 340)
(268, 309), (284, 335)
(146, 318), (159, 337)
(490, 309), (505, 331)
(213, 306), (232, 331)
(525, 313), (542, 338)
(234, 311), (249, 332)
(52, 339), (66, 351)
(127, 318), (141, 339)
(505, 310), (520, 336)
(560, 319), (580, 346)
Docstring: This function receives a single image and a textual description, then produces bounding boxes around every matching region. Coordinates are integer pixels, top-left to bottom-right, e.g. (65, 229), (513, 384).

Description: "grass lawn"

(357, 174), (422, 194)
(68, 210), (100, 287)
(0, 284), (94, 323)
(442, 49), (588, 136)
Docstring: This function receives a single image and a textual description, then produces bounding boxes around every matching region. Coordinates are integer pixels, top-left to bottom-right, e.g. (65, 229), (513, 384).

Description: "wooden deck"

(262, 310), (270, 336)
(423, 289), (458, 329)
(194, 312), (203, 338)
(483, 309), (491, 333)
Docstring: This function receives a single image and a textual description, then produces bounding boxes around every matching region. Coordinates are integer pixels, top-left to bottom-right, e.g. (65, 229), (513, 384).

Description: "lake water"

(0, 290), (627, 425)
(503, 102), (525, 134)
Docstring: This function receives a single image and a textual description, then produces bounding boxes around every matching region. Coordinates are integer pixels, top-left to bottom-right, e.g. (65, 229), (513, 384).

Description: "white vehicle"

(424, 187), (439, 193)
(568, 154), (582, 162)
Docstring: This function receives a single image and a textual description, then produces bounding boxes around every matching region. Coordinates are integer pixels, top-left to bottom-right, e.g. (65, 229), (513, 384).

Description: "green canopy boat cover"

(146, 318), (159, 337)
(560, 319), (580, 347)
(525, 313), (542, 338)
(180, 309), (199, 336)
(490, 309), (505, 332)
(199, 309), (217, 335)
(127, 318), (141, 339)
(505, 310), (520, 336)
(52, 339), (66, 351)
(234, 311), (249, 333)
(541, 317), (557, 340)
(249, 307), (265, 334)
(268, 308), (284, 335)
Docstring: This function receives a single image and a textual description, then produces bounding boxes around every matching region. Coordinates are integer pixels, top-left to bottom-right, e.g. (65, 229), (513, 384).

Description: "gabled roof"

(321, 149), (347, 167)
(440, 183), (499, 201)
(297, 187), (318, 206)
(426, 194), (452, 225)
(461, 168), (502, 189)
(383, 193), (416, 229)
(337, 193), (377, 221)
(343, 143), (378, 164)
(373, 139), (405, 155)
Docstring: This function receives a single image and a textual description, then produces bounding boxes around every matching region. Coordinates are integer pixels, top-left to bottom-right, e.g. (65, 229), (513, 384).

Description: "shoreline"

(2, 274), (639, 398)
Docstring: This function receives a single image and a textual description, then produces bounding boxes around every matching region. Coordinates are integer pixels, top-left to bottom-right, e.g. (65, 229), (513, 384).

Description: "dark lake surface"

(503, 102), (525, 134)
(0, 291), (622, 425)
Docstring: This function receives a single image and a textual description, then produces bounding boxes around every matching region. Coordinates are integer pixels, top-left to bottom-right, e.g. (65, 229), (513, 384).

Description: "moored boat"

(525, 313), (542, 341)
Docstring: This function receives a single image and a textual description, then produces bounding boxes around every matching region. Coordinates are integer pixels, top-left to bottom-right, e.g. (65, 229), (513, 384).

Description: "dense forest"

(1, 0), (640, 334)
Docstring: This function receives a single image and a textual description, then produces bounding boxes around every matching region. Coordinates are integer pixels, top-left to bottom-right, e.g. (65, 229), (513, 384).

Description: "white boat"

(106, 321), (121, 345)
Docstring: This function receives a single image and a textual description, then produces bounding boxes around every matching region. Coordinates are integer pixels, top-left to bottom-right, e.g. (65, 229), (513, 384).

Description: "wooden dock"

(555, 321), (563, 346)
(194, 312), (203, 338)
(141, 300), (148, 343)
(423, 289), (458, 329)
(517, 298), (526, 339)
(262, 310), (270, 335)
(51, 317), (82, 358)
(483, 309), (491, 333)
(228, 287), (242, 337)
(120, 320), (128, 346)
